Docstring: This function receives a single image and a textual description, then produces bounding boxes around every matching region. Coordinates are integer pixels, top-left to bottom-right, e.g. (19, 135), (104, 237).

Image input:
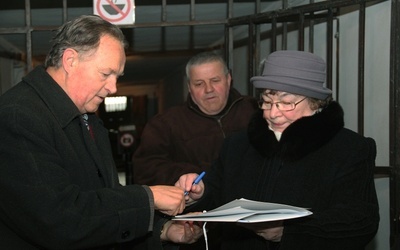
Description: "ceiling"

(0, 0), (277, 85)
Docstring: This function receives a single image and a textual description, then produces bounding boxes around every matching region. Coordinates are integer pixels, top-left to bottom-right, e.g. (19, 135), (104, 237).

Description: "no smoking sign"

(93, 0), (135, 25)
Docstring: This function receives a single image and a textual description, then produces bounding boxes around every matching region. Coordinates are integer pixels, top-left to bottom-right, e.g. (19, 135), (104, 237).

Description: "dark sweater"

(133, 88), (258, 185)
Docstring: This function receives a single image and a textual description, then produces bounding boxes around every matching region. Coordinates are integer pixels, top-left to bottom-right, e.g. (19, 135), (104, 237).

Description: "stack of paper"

(173, 198), (312, 223)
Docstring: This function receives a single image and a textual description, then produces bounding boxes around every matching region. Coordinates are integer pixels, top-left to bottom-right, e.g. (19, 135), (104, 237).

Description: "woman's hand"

(238, 220), (283, 242)
(160, 220), (203, 244)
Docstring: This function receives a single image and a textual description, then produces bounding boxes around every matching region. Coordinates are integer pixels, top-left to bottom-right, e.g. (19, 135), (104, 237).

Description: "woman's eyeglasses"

(258, 96), (307, 111)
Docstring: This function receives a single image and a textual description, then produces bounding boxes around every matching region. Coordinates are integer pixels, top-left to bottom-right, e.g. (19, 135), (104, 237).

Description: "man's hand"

(238, 220), (283, 242)
(149, 185), (186, 216)
(175, 173), (204, 203)
(161, 220), (203, 244)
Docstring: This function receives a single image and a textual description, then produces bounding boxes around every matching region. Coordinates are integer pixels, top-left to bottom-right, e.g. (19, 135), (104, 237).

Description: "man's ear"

(62, 48), (78, 73)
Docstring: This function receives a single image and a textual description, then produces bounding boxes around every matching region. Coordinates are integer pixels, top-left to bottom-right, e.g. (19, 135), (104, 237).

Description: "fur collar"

(248, 101), (344, 161)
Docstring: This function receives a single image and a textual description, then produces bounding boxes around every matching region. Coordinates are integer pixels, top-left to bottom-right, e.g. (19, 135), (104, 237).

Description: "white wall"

(230, 1), (391, 249)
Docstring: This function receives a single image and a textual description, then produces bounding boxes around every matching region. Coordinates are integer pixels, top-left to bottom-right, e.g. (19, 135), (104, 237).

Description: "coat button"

(97, 170), (102, 177)
(121, 231), (130, 239)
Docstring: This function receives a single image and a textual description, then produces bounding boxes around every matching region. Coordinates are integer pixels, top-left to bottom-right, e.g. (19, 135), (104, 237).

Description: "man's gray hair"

(45, 15), (128, 68)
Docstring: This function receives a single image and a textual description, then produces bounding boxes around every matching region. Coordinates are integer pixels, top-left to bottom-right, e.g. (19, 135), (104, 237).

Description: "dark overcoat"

(0, 66), (163, 249)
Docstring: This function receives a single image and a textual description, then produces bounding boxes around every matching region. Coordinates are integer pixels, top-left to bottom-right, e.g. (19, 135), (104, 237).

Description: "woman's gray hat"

(251, 50), (332, 100)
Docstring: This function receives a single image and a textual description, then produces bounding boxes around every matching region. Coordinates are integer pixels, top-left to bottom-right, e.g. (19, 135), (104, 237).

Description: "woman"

(178, 50), (379, 250)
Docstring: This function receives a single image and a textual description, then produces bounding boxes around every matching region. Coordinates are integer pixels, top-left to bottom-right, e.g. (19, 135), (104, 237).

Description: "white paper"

(173, 198), (312, 223)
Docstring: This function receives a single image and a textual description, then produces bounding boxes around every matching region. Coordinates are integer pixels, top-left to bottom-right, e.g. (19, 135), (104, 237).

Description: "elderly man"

(0, 15), (201, 249)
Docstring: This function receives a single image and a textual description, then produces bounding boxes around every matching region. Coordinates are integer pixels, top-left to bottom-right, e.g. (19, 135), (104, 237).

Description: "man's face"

(188, 61), (231, 115)
(66, 34), (126, 113)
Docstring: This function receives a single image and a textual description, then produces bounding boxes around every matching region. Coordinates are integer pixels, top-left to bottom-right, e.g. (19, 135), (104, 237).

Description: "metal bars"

(358, 2), (366, 136)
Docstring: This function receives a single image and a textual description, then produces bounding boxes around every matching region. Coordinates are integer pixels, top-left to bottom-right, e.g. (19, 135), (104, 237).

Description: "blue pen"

(184, 171), (206, 195)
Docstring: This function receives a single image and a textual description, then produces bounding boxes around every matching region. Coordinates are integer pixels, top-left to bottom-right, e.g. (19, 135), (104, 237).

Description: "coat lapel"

(80, 115), (114, 188)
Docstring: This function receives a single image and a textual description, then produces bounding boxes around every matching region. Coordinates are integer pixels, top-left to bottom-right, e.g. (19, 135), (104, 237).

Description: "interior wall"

(0, 58), (24, 95)
(162, 67), (186, 112)
(230, 1), (391, 249)
(339, 5), (391, 249)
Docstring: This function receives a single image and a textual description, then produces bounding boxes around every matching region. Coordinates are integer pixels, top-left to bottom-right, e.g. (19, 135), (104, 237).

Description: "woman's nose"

(268, 103), (282, 118)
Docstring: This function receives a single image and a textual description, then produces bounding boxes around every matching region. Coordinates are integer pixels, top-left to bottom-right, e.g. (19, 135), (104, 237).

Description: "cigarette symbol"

(102, 0), (125, 15)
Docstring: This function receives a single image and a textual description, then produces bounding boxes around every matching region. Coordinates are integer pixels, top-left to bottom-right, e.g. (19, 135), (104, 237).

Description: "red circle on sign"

(96, 0), (132, 23)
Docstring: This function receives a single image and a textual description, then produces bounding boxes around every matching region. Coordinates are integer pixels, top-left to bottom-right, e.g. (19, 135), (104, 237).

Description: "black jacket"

(194, 101), (379, 250)
(0, 66), (164, 249)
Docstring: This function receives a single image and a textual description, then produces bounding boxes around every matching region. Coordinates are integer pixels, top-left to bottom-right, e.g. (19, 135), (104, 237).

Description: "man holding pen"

(0, 15), (203, 249)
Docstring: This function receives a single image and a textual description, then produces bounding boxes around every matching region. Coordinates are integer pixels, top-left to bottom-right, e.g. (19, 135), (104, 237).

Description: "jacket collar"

(248, 101), (344, 161)
(23, 66), (81, 129)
